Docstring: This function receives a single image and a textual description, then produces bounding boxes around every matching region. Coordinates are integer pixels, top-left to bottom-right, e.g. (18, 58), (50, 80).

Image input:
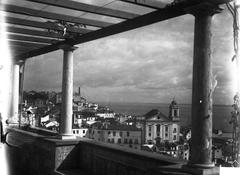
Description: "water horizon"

(95, 101), (233, 133)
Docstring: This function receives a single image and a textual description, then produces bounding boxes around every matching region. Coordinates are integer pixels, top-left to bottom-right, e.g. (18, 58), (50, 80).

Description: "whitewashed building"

(87, 124), (142, 149)
(144, 99), (180, 144)
(72, 128), (88, 137)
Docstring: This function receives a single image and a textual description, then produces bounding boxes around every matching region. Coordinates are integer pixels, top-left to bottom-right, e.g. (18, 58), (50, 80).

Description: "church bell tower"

(169, 98), (180, 121)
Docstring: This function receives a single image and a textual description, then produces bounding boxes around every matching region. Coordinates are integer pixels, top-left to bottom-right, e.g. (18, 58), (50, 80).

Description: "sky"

(23, 1), (237, 105)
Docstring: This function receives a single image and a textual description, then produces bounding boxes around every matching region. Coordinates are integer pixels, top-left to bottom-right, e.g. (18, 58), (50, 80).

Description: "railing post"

(59, 44), (78, 139)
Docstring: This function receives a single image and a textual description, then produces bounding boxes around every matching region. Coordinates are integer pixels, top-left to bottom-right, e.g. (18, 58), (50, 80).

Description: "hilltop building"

(56, 87), (87, 105)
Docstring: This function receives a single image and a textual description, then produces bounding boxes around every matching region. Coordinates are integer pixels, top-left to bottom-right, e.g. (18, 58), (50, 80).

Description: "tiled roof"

(94, 123), (141, 131)
(144, 109), (170, 121)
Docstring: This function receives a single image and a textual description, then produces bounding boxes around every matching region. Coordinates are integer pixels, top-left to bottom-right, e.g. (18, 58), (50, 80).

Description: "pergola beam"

(11, 47), (36, 56)
(21, 0), (139, 19)
(10, 45), (38, 56)
(9, 40), (48, 48)
(2, 4), (113, 28)
(11, 47), (35, 54)
(10, 46), (36, 52)
(7, 34), (60, 44)
(4, 17), (92, 34)
(120, 0), (167, 9)
(13, 4), (186, 60)
(6, 26), (65, 39)
(14, 0), (233, 60)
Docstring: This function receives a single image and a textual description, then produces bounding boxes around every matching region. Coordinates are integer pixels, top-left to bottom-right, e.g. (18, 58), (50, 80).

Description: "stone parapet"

(5, 127), (195, 175)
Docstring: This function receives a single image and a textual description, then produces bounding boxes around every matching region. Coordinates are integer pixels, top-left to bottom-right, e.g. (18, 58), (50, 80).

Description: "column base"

(57, 134), (76, 140)
(182, 164), (219, 175)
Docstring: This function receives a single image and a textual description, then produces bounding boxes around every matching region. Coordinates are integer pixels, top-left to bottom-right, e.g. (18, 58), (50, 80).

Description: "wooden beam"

(12, 51), (28, 57)
(6, 26), (65, 39)
(21, 0), (139, 19)
(7, 34), (60, 44)
(120, 0), (167, 9)
(4, 17), (92, 34)
(8, 40), (48, 48)
(13, 5), (186, 60)
(14, 0), (233, 60)
(10, 45), (38, 56)
(10, 46), (36, 53)
(2, 4), (113, 28)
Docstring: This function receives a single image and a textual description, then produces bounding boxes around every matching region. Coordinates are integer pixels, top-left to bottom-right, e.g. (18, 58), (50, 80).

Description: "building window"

(77, 130), (79, 134)
(173, 128), (177, 133)
(148, 125), (152, 132)
(127, 132), (130, 137)
(173, 135), (177, 140)
(148, 125), (152, 137)
(120, 131), (123, 137)
(156, 124), (160, 137)
(165, 133), (168, 138)
(118, 138), (121, 144)
(124, 139), (128, 144)
(73, 130), (75, 134)
(113, 131), (116, 136)
(111, 138), (114, 143)
(129, 139), (133, 144)
(108, 139), (111, 143)
(174, 109), (177, 116)
(108, 131), (111, 135)
(83, 130), (85, 134)
(165, 126), (168, 132)
(134, 139), (138, 144)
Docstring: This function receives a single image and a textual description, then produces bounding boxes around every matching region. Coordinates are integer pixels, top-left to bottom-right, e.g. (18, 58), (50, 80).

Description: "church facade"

(144, 99), (180, 144)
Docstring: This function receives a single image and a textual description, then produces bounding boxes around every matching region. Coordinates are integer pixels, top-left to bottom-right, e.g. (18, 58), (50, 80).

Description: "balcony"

(5, 127), (192, 175)
(1, 1), (233, 174)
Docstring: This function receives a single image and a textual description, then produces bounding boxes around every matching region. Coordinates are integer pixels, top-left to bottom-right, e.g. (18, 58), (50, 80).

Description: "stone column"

(190, 10), (214, 168)
(10, 63), (20, 123)
(59, 44), (77, 139)
(19, 61), (25, 127)
(183, 3), (222, 175)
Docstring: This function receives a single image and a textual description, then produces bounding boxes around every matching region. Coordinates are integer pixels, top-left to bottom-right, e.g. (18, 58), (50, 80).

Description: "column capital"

(185, 2), (223, 17)
(59, 44), (78, 51)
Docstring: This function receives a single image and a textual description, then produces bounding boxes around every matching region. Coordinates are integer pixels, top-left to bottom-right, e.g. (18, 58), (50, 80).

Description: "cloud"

(24, 9), (235, 104)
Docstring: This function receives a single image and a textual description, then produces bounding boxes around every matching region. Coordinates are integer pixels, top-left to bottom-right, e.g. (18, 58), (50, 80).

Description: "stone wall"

(78, 139), (185, 175)
(5, 127), (187, 175)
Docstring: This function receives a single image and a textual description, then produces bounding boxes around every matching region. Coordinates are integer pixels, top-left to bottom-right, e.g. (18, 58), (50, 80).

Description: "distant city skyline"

(24, 8), (236, 105)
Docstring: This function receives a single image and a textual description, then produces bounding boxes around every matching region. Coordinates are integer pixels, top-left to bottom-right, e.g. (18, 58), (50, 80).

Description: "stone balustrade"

(5, 127), (189, 175)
